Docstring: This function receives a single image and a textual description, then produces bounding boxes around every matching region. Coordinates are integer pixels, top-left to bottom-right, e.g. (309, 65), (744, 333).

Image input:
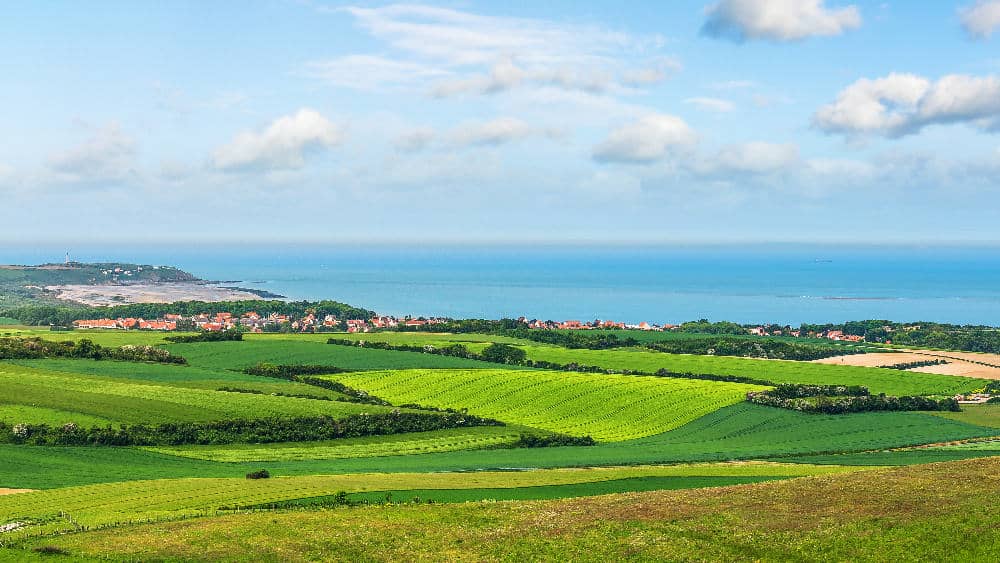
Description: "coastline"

(43, 282), (280, 307)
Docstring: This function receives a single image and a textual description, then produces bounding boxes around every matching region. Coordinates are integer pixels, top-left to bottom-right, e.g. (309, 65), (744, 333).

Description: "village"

(71, 311), (871, 342)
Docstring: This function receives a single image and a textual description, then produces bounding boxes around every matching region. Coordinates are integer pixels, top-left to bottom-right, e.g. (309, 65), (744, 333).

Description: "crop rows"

(330, 369), (763, 441)
(143, 427), (524, 462)
(519, 345), (984, 395)
(0, 364), (385, 425)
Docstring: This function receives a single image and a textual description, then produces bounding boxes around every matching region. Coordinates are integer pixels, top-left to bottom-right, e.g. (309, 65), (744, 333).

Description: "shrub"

(246, 469), (270, 480)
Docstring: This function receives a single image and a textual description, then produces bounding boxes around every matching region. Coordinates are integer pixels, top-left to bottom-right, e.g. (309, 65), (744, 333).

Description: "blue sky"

(2, 1), (1000, 244)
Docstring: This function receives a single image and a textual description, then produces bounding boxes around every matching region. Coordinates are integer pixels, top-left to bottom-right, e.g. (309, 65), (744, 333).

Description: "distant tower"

(65, 251), (70, 265)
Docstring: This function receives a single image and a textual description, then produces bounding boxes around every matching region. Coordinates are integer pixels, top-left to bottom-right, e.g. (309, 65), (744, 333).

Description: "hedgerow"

(0, 337), (185, 364)
(0, 411), (504, 446)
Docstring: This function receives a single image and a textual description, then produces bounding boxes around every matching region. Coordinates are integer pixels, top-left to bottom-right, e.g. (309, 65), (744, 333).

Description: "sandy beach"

(44, 283), (267, 307)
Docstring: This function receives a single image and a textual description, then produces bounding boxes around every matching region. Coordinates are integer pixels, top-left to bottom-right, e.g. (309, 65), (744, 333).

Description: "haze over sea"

(4, 244), (1000, 326)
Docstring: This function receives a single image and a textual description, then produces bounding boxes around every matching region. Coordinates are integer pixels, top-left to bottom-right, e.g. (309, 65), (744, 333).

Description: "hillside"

(6, 457), (998, 561)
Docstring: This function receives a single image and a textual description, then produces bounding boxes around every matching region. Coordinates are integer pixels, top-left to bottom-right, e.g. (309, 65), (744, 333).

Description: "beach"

(44, 283), (265, 307)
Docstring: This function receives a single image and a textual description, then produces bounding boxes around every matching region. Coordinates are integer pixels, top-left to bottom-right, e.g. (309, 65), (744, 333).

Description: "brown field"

(815, 350), (1000, 380)
(0, 488), (33, 496)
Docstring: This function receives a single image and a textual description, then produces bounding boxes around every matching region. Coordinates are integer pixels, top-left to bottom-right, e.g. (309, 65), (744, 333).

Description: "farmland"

(0, 328), (997, 560)
(7, 457), (998, 562)
(519, 344), (982, 395)
(329, 369), (762, 441)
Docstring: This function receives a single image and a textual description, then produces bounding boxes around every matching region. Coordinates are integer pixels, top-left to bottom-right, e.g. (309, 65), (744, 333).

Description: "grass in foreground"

(9, 457), (998, 562)
(330, 369), (763, 441)
(0, 463), (863, 540)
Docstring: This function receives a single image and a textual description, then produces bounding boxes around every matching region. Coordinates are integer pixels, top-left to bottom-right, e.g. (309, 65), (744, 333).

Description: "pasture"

(329, 369), (763, 441)
(9, 458), (998, 562)
(0, 462), (868, 540)
(519, 344), (984, 395)
(0, 363), (387, 425)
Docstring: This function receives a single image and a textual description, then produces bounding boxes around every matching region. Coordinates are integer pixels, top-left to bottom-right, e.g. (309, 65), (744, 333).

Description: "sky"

(2, 0), (1000, 245)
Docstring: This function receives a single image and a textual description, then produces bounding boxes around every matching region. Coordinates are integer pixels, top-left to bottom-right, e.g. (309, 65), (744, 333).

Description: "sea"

(3, 244), (1000, 326)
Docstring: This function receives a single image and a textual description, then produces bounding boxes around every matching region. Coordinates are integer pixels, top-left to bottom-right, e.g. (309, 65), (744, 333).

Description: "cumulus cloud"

(449, 117), (535, 146)
(48, 122), (137, 182)
(703, 0), (861, 42)
(212, 109), (343, 171)
(814, 73), (1000, 137)
(593, 114), (697, 163)
(684, 97), (736, 113)
(961, 1), (1000, 39)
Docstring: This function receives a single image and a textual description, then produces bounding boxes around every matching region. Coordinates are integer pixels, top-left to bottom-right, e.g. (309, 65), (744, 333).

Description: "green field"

(0, 462), (866, 540)
(3, 403), (995, 490)
(1, 327), (997, 559)
(0, 363), (386, 425)
(166, 339), (518, 371)
(8, 457), (997, 562)
(520, 344), (983, 395)
(7, 358), (352, 400)
(329, 369), (763, 441)
(143, 427), (526, 462)
(929, 403), (1000, 428)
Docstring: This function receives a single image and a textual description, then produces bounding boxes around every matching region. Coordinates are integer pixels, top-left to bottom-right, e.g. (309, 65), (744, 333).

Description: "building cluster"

(72, 312), (449, 333)
(519, 318), (678, 331)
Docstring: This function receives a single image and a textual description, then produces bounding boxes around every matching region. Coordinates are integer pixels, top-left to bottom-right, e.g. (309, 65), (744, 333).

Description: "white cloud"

(814, 73), (1000, 137)
(961, 1), (1000, 39)
(301, 55), (450, 91)
(212, 109), (343, 171)
(684, 97), (736, 113)
(320, 4), (670, 97)
(48, 122), (137, 182)
(703, 0), (861, 42)
(593, 114), (697, 163)
(713, 142), (799, 173)
(449, 117), (534, 146)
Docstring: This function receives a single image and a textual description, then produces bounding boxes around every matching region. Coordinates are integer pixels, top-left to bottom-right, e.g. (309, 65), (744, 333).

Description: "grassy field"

(0, 462), (865, 540)
(7, 358), (353, 400)
(166, 340), (518, 371)
(0, 364), (387, 425)
(7, 457), (997, 562)
(4, 403), (995, 490)
(520, 344), (983, 395)
(929, 404), (1000, 428)
(329, 369), (763, 441)
(142, 427), (526, 462)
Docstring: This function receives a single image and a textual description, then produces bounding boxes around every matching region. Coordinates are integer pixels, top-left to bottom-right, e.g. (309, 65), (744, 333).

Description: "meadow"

(0, 364), (384, 425)
(0, 462), (869, 540)
(7, 458), (997, 562)
(519, 344), (982, 395)
(0, 328), (996, 559)
(329, 369), (762, 441)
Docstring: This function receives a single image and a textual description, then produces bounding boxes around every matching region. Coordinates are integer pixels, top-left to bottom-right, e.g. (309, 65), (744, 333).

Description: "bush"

(165, 329), (243, 343)
(479, 343), (527, 364)
(246, 469), (270, 480)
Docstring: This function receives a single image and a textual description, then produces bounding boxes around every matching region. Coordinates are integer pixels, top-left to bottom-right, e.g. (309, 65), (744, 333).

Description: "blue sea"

(4, 244), (1000, 326)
